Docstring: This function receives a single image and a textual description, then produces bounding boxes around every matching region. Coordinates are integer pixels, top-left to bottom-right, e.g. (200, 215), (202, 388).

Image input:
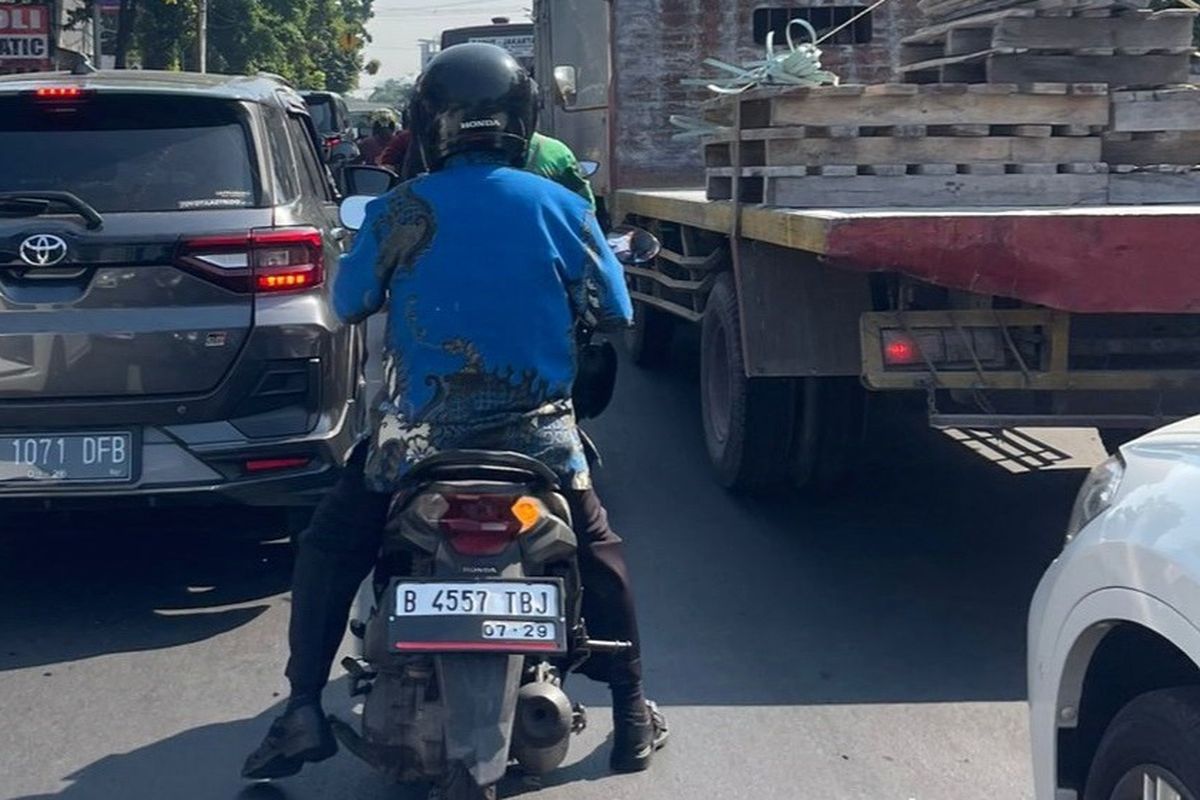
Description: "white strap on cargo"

(680, 19), (837, 96)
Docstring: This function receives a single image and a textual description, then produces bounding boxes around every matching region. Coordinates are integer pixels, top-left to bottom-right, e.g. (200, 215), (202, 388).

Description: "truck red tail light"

(177, 227), (324, 294)
(881, 328), (1006, 369)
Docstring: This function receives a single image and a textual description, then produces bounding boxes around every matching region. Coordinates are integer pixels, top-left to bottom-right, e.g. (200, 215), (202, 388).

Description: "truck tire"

(1084, 687), (1200, 800)
(790, 376), (866, 494)
(700, 273), (795, 492)
(626, 300), (674, 368)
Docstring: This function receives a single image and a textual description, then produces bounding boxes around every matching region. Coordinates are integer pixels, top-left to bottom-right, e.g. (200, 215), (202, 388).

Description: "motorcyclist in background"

(356, 115), (398, 166)
(242, 42), (668, 782)
(526, 131), (596, 209)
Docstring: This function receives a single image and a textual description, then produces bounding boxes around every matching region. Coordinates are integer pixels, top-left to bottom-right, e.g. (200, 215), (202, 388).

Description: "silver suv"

(0, 71), (366, 511)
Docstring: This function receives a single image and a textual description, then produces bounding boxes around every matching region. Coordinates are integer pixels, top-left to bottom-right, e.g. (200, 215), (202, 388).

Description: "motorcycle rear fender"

(438, 653), (524, 787)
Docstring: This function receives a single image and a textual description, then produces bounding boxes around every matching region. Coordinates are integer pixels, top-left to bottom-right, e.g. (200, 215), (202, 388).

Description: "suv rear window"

(305, 96), (336, 134)
(0, 93), (262, 213)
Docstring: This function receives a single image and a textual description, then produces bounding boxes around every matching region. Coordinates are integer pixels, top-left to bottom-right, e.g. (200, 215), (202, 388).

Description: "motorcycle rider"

(356, 114), (397, 166)
(526, 130), (596, 209)
(243, 42), (668, 782)
(394, 102), (595, 208)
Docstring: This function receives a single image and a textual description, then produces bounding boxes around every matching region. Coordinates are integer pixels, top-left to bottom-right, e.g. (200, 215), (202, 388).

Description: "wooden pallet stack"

(1107, 87), (1200, 202)
(899, 0), (1196, 87)
(698, 0), (1200, 207)
(702, 82), (1111, 207)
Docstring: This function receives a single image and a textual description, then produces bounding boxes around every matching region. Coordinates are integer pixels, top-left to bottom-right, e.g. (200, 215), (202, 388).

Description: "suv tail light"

(176, 227), (324, 294)
(432, 493), (543, 556)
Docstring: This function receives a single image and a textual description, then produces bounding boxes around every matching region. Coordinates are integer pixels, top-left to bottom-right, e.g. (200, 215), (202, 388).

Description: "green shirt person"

(399, 129), (596, 209)
(525, 132), (596, 209)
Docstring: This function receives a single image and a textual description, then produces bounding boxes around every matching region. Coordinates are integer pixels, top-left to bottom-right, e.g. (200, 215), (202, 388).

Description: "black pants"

(285, 446), (643, 702)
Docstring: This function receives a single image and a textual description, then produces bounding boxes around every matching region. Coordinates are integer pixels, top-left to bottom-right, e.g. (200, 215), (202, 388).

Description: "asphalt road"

(0, 327), (1097, 800)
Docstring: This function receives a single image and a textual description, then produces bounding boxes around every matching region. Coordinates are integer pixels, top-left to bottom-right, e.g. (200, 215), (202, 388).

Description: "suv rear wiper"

(0, 191), (104, 230)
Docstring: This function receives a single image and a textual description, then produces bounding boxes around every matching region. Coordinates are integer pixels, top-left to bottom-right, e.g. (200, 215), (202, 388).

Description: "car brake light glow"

(177, 227), (324, 294)
(258, 271), (317, 290)
(34, 87), (87, 100)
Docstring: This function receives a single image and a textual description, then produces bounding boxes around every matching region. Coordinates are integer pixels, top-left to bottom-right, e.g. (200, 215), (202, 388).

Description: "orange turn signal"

(511, 497), (542, 533)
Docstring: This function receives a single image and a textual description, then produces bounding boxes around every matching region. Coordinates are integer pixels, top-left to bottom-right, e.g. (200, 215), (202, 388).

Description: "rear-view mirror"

(606, 225), (661, 265)
(553, 65), (578, 107)
(339, 195), (372, 231)
(341, 165), (397, 197)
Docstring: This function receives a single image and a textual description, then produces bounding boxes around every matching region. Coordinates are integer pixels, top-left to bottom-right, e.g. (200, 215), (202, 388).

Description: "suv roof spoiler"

(256, 71), (293, 88)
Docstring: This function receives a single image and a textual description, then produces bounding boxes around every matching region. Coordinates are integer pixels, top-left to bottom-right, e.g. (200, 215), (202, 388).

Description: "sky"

(359, 0), (530, 93)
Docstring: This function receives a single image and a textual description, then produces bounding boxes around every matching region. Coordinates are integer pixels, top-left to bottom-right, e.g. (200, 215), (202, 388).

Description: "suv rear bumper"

(0, 404), (362, 509)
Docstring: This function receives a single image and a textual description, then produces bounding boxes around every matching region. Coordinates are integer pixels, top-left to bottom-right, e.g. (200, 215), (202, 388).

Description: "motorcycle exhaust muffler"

(510, 679), (574, 774)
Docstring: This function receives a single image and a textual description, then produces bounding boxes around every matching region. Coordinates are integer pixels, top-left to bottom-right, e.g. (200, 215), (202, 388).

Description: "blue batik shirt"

(332, 153), (634, 493)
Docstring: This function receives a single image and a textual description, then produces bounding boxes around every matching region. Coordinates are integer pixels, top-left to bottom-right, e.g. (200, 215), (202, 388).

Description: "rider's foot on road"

(610, 700), (669, 773)
(242, 703), (338, 780)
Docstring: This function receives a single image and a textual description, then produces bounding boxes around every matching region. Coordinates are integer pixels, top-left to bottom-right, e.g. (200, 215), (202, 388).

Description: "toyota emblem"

(19, 234), (69, 267)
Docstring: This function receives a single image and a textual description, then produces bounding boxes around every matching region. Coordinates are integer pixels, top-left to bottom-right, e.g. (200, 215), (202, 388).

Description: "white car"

(1029, 418), (1200, 800)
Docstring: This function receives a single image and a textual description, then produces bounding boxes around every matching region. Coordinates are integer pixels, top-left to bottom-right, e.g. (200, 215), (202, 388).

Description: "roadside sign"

(0, 3), (51, 73)
(468, 33), (534, 59)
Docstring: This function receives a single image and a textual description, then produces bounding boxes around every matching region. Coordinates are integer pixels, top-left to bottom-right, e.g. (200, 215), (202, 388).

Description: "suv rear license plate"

(390, 579), (567, 654)
(0, 433), (134, 484)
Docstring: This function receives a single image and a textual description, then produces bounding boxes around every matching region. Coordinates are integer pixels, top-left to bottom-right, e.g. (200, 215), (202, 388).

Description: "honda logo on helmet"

(18, 234), (69, 267)
(460, 118), (502, 130)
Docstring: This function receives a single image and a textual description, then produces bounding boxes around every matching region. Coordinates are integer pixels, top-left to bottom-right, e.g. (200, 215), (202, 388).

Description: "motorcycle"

(334, 191), (660, 799)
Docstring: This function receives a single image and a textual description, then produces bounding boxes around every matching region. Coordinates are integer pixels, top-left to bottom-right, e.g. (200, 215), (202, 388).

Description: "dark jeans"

(285, 446), (643, 703)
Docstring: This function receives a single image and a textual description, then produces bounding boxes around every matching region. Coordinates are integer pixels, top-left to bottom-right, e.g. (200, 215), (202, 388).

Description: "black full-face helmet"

(409, 42), (537, 171)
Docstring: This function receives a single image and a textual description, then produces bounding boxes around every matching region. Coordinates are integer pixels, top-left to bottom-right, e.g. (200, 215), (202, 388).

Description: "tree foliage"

(367, 77), (415, 108)
(73, 0), (375, 92)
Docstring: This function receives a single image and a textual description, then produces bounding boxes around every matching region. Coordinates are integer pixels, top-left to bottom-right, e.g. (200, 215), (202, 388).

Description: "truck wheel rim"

(1109, 765), (1195, 800)
(705, 321), (732, 444)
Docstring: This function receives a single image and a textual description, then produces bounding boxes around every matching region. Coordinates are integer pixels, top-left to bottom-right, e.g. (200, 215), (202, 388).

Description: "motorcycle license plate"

(389, 579), (567, 655)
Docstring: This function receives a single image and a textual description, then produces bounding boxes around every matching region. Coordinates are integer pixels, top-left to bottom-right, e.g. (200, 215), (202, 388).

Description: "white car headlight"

(1065, 455), (1125, 545)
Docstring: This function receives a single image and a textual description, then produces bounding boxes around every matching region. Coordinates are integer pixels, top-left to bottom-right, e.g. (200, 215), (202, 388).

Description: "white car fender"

(1031, 585), (1200, 800)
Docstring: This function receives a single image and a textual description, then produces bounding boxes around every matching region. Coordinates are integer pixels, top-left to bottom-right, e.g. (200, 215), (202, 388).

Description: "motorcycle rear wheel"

(437, 763), (497, 800)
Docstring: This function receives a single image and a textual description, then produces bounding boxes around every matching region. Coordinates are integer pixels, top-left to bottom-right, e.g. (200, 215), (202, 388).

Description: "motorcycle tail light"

(438, 493), (522, 556)
(427, 494), (544, 556)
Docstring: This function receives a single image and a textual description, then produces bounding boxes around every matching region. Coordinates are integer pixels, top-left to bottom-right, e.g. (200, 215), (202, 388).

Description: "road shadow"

(9, 675), (608, 800)
(0, 507), (294, 672)
(589, 332), (1086, 708)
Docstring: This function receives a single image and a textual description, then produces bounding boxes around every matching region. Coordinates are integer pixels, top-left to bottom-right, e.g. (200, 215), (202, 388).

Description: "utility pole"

(92, 0), (102, 66)
(197, 0), (207, 73)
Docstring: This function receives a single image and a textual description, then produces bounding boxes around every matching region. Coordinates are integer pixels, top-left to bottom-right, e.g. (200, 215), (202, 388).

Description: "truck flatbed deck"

(617, 189), (1200, 313)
